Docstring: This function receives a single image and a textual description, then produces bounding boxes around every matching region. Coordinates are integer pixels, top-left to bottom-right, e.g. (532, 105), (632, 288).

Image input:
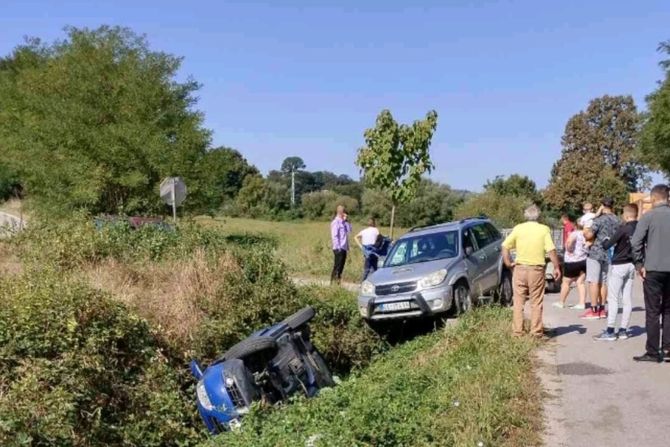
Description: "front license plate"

(379, 301), (412, 312)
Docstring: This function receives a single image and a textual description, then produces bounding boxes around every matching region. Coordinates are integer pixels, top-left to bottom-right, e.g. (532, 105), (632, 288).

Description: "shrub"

(0, 270), (203, 446)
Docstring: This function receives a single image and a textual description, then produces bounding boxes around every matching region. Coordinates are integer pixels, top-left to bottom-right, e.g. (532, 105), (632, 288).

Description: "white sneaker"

(552, 302), (565, 309)
(570, 304), (585, 310)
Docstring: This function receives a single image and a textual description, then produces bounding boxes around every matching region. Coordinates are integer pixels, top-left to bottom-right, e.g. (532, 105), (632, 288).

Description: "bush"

(212, 308), (540, 447)
(0, 270), (203, 446)
(455, 190), (529, 228)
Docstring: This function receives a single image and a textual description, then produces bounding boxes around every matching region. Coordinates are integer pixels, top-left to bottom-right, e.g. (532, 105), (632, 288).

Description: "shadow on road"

(548, 324), (587, 337)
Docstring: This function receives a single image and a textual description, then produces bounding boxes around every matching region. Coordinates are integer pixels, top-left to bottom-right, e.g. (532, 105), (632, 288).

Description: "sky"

(1, 0), (669, 191)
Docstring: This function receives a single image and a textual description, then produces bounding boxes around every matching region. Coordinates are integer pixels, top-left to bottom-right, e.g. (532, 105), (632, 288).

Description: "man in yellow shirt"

(502, 205), (561, 337)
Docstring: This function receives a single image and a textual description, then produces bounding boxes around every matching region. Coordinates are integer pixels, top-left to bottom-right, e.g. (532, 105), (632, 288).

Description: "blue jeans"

(362, 254), (378, 281)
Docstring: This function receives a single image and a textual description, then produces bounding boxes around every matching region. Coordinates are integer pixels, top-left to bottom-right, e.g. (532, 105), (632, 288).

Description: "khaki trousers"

(512, 265), (546, 336)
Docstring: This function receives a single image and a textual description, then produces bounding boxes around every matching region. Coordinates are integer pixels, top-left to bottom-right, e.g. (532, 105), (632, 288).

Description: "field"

(197, 216), (408, 284)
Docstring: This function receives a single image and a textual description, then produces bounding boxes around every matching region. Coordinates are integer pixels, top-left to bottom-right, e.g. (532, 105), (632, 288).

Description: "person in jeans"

(502, 205), (561, 337)
(593, 204), (638, 341)
(355, 217), (380, 281)
(581, 198), (620, 320)
(554, 221), (587, 309)
(631, 184), (670, 362)
(330, 205), (352, 285)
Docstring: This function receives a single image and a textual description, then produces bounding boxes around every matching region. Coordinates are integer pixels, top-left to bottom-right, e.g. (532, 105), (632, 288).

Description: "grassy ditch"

(212, 307), (542, 447)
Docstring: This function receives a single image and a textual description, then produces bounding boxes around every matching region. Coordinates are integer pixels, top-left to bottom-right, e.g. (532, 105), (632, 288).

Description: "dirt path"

(291, 276), (360, 293)
(539, 280), (670, 447)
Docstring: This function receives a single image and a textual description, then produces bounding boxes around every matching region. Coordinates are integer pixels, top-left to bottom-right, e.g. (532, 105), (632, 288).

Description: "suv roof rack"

(408, 216), (489, 233)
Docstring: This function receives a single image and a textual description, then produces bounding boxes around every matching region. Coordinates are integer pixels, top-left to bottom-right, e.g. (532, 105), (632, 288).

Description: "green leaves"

(640, 41), (670, 177)
(356, 109), (439, 205)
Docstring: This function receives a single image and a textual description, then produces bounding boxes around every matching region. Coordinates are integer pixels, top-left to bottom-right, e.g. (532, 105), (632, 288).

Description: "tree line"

(1, 26), (668, 229)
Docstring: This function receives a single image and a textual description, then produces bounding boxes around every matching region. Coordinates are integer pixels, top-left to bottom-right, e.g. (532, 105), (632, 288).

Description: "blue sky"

(2, 0), (669, 191)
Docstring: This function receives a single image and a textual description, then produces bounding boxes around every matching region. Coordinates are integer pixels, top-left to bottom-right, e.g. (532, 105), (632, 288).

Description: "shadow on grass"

(368, 316), (452, 346)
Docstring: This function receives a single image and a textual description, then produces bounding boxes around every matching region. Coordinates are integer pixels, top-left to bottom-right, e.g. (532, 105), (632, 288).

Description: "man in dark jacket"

(593, 204), (638, 341)
(630, 184), (670, 362)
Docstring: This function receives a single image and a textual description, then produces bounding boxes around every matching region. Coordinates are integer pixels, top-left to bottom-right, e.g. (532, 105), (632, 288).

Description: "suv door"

(470, 223), (499, 292)
(484, 222), (504, 285)
(461, 227), (488, 296)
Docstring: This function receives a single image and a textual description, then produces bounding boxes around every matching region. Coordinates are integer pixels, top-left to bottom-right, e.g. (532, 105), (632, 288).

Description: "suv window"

(462, 228), (478, 252)
(471, 224), (493, 248)
(484, 223), (502, 242)
(385, 230), (459, 267)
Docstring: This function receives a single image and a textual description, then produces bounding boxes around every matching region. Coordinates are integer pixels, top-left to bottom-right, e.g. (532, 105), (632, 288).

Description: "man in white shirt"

(355, 217), (381, 281)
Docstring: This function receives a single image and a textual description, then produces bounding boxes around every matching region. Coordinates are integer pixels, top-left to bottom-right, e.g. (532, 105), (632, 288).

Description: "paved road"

(540, 280), (670, 447)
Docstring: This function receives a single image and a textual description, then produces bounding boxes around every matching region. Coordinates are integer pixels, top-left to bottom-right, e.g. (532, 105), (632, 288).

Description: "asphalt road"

(539, 280), (670, 447)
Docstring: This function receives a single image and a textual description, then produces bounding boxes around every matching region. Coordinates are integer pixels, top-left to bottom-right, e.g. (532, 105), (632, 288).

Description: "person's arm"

(565, 232), (576, 254)
(630, 215), (649, 278)
(602, 225), (624, 250)
(354, 231), (363, 249)
(501, 227), (517, 269)
(331, 220), (340, 250)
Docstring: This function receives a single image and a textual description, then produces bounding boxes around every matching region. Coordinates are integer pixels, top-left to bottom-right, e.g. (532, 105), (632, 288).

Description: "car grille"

(210, 416), (228, 433)
(226, 381), (246, 409)
(375, 281), (417, 296)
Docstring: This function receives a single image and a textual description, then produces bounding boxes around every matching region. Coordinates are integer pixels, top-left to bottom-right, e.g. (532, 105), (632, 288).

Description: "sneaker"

(580, 308), (600, 320)
(599, 309), (608, 319)
(593, 330), (617, 342)
(552, 302), (565, 309)
(633, 353), (663, 363)
(618, 329), (631, 340)
(570, 304), (586, 310)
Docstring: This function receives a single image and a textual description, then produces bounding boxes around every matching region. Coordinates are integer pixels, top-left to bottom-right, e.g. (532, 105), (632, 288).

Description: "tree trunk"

(389, 204), (396, 239)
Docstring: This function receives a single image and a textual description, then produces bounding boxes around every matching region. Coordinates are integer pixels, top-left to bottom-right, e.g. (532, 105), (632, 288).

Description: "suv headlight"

(196, 380), (214, 411)
(418, 269), (448, 289)
(360, 280), (375, 296)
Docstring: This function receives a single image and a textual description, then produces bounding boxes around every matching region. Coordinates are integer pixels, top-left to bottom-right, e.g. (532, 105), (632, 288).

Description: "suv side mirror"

(464, 246), (474, 257)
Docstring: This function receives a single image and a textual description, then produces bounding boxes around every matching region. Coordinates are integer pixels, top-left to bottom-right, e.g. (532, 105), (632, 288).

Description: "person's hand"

(596, 205), (604, 216)
(505, 262), (516, 270)
(342, 213), (348, 221)
(553, 269), (562, 282)
(638, 267), (646, 280)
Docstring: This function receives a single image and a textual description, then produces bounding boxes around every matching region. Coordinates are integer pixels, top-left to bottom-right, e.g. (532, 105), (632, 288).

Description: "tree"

(356, 109), (438, 237)
(544, 95), (646, 213)
(281, 156), (306, 207)
(454, 191), (528, 229)
(484, 174), (541, 204)
(640, 41), (670, 177)
(0, 26), (211, 215)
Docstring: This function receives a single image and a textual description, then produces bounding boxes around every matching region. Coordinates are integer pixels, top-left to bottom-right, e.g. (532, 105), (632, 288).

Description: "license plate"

(378, 301), (411, 312)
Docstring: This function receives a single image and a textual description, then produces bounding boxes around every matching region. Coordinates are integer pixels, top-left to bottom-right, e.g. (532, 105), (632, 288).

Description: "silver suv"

(358, 217), (512, 323)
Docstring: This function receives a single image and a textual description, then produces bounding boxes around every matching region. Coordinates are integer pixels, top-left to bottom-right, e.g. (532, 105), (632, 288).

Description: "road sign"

(160, 177), (187, 221)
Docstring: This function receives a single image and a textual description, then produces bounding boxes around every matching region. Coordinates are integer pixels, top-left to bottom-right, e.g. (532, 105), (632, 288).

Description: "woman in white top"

(554, 221), (588, 309)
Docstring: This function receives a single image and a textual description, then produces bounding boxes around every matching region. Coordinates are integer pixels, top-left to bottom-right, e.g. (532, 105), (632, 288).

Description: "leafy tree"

(484, 174), (541, 204)
(191, 147), (258, 214)
(0, 26), (211, 215)
(356, 109), (438, 236)
(280, 156), (306, 175)
(455, 191), (528, 229)
(234, 175), (290, 218)
(640, 41), (670, 177)
(544, 95), (646, 212)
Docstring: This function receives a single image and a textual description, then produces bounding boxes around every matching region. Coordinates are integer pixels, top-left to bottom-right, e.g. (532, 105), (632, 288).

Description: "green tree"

(454, 191), (528, 229)
(484, 174), (541, 204)
(640, 41), (670, 177)
(0, 26), (211, 215)
(355, 109), (438, 237)
(544, 95), (646, 213)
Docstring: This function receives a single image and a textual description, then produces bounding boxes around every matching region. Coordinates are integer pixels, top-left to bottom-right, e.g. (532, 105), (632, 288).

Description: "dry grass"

(197, 216), (408, 284)
(0, 242), (22, 276)
(84, 249), (239, 353)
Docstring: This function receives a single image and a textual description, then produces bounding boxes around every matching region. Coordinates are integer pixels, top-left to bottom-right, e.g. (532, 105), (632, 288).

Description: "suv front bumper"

(358, 287), (453, 321)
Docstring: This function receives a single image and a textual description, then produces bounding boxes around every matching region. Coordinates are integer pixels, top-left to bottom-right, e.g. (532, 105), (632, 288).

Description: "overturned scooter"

(190, 306), (335, 434)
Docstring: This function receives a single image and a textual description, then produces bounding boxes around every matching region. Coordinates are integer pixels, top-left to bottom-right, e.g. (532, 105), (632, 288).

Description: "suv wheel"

(498, 270), (513, 307)
(453, 282), (471, 315)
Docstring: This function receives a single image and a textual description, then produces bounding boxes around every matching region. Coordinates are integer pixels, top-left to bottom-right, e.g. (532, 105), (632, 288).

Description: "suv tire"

(498, 270), (513, 307)
(453, 282), (471, 315)
(222, 336), (278, 361)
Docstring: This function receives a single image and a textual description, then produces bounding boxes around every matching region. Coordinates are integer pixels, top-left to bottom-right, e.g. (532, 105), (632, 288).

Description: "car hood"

(369, 258), (458, 285)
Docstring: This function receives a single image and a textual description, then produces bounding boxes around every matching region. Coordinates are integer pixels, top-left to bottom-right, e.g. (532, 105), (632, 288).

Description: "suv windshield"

(384, 230), (459, 267)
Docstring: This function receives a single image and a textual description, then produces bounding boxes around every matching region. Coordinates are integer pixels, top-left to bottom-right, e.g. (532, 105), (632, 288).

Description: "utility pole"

(291, 168), (296, 207)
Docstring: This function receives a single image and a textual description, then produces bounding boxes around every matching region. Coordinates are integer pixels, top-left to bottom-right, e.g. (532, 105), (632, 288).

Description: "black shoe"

(633, 353), (663, 363)
(664, 351), (670, 362)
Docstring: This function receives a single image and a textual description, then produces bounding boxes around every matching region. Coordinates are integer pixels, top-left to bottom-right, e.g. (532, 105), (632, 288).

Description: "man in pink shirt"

(330, 205), (352, 285)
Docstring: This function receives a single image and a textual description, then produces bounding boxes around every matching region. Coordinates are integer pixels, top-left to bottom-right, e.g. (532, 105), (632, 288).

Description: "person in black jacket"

(593, 204), (638, 341)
